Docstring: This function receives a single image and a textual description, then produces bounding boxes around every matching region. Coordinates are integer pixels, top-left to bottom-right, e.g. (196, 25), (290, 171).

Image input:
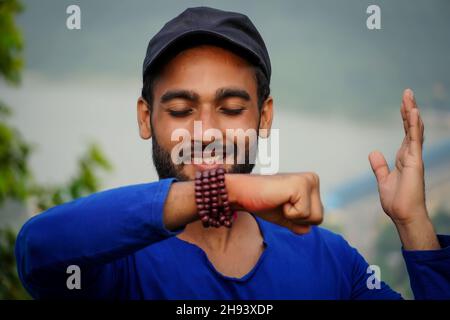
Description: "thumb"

(369, 151), (390, 184)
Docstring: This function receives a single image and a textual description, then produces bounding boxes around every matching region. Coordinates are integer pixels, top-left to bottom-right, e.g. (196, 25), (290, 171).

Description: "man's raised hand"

(368, 89), (439, 250)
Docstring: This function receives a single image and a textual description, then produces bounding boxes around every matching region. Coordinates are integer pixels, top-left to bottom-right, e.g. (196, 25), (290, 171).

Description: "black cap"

(142, 6), (271, 82)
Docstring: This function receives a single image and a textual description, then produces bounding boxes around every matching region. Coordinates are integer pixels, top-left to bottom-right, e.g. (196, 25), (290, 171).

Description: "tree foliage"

(0, 0), (24, 85)
(0, 0), (113, 299)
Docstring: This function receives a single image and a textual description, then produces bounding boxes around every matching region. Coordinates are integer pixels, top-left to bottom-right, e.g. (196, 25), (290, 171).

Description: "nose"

(197, 106), (218, 131)
(193, 106), (223, 145)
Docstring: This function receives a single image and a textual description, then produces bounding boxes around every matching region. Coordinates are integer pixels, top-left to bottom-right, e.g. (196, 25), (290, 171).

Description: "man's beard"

(151, 133), (257, 181)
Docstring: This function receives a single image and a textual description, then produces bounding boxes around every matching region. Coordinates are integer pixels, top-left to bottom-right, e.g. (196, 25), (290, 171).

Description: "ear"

(258, 96), (273, 138)
(137, 97), (152, 139)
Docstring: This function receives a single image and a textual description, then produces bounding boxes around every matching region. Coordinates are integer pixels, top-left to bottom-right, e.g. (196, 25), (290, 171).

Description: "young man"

(16, 6), (450, 299)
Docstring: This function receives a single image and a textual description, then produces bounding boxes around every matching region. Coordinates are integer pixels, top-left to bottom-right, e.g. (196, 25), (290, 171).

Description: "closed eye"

(221, 107), (245, 116)
(168, 109), (193, 118)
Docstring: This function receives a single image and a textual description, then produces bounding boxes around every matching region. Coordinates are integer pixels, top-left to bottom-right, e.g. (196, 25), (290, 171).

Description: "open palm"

(369, 89), (427, 225)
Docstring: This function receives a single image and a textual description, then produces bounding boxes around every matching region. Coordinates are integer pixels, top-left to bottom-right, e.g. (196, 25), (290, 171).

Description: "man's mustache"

(174, 140), (253, 164)
(190, 141), (236, 158)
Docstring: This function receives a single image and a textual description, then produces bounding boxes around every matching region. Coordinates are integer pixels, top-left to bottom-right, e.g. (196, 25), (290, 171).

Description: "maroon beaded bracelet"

(195, 167), (233, 228)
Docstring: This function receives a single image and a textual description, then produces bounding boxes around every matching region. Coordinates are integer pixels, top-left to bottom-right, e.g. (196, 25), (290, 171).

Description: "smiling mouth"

(184, 142), (239, 170)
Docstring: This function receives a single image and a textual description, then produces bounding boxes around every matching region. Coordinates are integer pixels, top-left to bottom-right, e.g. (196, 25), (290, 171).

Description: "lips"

(193, 162), (222, 171)
(191, 153), (222, 169)
(186, 142), (237, 170)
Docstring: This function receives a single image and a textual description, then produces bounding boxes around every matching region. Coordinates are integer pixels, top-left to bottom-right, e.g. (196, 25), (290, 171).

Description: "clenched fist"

(226, 172), (324, 234)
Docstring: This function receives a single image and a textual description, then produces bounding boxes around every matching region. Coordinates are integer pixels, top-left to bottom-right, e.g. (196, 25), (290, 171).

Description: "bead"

(195, 167), (231, 230)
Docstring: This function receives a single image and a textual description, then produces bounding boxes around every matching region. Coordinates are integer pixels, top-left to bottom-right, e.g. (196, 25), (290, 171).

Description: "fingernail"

(407, 88), (414, 99)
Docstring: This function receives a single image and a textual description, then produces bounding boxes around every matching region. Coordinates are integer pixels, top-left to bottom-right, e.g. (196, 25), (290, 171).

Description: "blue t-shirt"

(15, 178), (450, 299)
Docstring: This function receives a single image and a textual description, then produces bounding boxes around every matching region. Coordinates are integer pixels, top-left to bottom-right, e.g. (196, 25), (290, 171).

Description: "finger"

(369, 151), (390, 184)
(395, 136), (409, 171)
(404, 88), (417, 110)
(290, 186), (324, 226)
(408, 108), (422, 158)
(418, 110), (425, 146)
(401, 100), (408, 135)
(402, 88), (416, 133)
(283, 196), (311, 222)
(306, 180), (324, 225)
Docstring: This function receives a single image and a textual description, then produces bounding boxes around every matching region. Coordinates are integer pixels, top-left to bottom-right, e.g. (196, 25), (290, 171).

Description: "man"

(16, 6), (450, 299)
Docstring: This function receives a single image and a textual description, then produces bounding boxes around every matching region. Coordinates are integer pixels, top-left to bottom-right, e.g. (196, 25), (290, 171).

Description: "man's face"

(137, 45), (273, 180)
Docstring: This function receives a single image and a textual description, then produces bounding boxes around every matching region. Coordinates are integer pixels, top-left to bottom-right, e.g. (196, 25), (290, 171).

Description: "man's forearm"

(162, 174), (243, 231)
(162, 180), (198, 231)
(394, 215), (440, 251)
(16, 179), (180, 293)
(162, 172), (324, 234)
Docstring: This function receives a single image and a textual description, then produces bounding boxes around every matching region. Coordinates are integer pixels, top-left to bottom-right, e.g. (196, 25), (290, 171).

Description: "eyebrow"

(215, 87), (251, 102)
(160, 90), (199, 103)
(159, 87), (251, 104)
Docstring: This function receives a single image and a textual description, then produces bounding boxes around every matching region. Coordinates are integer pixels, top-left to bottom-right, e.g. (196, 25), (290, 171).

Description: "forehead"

(153, 45), (257, 99)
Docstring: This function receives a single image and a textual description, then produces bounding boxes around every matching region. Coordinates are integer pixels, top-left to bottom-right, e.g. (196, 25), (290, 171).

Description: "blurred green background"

(1, 0), (450, 299)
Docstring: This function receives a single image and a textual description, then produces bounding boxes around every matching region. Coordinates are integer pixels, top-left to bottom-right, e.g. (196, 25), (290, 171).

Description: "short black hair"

(141, 38), (270, 111)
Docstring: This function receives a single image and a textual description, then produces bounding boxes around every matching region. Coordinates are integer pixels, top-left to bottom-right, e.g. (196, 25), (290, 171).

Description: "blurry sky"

(2, 0), (450, 204)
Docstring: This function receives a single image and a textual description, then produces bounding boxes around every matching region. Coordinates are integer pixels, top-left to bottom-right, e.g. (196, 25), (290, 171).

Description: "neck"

(178, 211), (258, 252)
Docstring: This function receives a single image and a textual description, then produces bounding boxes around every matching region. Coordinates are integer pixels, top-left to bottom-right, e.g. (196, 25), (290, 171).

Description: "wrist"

(394, 215), (440, 250)
(224, 173), (244, 210)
